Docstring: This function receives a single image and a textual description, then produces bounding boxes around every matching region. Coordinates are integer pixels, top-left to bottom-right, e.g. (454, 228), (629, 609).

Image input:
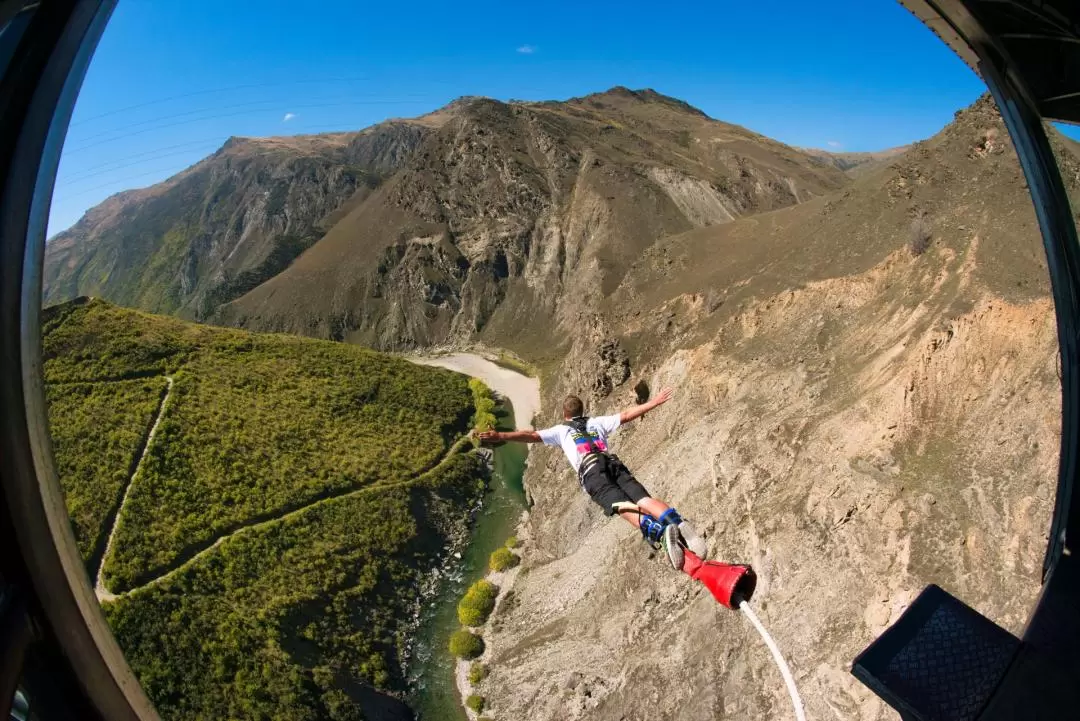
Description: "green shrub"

(457, 580), (498, 626)
(465, 695), (485, 713)
(471, 579), (499, 599)
(468, 661), (488, 685)
(469, 378), (498, 432)
(458, 606), (482, 627)
(488, 547), (519, 572)
(504, 535), (519, 549)
(449, 630), (485, 659)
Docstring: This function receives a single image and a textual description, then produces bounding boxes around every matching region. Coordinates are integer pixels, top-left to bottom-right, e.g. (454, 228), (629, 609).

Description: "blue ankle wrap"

(658, 509), (683, 527)
(639, 514), (665, 544)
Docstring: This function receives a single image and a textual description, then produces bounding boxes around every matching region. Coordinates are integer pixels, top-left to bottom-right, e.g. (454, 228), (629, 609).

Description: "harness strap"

(579, 452), (604, 475)
(569, 416), (611, 482)
(611, 501), (641, 515)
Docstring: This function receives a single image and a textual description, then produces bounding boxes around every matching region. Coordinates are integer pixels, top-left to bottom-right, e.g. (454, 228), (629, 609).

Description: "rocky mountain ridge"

(797, 144), (911, 175)
(44, 120), (432, 318)
(46, 87), (851, 347)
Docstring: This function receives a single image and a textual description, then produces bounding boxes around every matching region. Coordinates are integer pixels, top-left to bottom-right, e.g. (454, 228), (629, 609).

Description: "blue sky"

(51, 0), (993, 236)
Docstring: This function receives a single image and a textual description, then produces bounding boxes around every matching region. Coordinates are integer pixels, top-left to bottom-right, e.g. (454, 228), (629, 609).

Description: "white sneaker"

(678, 521), (707, 558)
(661, 523), (684, 570)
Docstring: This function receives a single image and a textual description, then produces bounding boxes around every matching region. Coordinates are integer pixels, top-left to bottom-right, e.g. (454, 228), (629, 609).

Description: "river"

(405, 353), (540, 721)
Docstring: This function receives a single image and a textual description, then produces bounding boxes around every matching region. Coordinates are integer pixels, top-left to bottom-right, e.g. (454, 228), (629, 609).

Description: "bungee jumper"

(478, 386), (804, 719)
(477, 389), (702, 565)
(475, 388), (756, 608)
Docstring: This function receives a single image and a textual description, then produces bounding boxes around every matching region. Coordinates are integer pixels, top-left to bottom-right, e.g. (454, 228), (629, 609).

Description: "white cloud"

(517, 44), (536, 54)
(826, 140), (842, 148)
(282, 112), (297, 122)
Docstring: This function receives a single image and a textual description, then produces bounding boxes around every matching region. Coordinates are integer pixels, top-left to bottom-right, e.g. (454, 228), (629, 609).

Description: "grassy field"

(44, 298), (487, 721)
(42, 298), (203, 382)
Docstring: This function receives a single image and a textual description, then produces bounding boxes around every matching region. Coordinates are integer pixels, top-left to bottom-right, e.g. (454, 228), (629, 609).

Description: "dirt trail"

(95, 376), (173, 603)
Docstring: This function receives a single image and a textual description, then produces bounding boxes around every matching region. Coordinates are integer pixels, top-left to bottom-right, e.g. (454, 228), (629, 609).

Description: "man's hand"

(652, 387), (674, 407)
(475, 430), (502, 443)
(619, 386), (675, 424)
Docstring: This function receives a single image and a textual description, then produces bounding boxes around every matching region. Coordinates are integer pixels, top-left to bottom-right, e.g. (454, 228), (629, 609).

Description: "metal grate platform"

(852, 585), (1020, 721)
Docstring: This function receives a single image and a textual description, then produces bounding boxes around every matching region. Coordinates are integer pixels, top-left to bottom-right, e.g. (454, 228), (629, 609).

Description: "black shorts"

(580, 456), (651, 516)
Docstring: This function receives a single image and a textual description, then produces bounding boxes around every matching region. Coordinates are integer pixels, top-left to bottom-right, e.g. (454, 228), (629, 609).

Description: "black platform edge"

(852, 585), (1020, 721)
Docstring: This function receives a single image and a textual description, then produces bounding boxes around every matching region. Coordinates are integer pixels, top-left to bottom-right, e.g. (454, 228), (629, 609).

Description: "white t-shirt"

(537, 414), (621, 473)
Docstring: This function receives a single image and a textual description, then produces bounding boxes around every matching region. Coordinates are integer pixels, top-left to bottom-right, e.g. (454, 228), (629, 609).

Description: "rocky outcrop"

(485, 286), (1058, 721)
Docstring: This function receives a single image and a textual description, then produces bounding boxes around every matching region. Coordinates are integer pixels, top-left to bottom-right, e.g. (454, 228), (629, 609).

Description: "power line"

(64, 99), (434, 155)
(55, 120), (391, 198)
(69, 76), (559, 130)
(59, 143), (222, 187)
(68, 76), (377, 127)
(67, 92), (436, 145)
(59, 137), (229, 180)
(57, 163), (201, 200)
(61, 123), (350, 187)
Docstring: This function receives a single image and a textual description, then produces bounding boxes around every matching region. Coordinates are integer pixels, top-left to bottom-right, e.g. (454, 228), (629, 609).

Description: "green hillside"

(43, 298), (488, 720)
(46, 377), (168, 568)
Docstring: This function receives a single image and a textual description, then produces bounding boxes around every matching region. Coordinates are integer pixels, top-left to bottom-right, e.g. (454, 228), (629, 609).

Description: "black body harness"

(567, 416), (614, 483)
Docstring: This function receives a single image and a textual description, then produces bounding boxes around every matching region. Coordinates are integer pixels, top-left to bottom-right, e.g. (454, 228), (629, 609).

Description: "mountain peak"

(572, 86), (710, 118)
(405, 95), (498, 128)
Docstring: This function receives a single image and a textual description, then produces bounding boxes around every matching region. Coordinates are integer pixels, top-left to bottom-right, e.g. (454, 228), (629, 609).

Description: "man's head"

(563, 395), (585, 420)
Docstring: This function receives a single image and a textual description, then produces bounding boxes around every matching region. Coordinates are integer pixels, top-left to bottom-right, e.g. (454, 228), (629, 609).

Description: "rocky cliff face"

(471, 96), (1072, 720)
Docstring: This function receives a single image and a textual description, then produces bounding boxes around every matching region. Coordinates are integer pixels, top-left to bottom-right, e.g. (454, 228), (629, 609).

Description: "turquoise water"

(406, 402), (528, 720)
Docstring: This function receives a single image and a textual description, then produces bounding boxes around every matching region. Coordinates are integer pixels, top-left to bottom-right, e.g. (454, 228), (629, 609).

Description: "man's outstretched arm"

(619, 387), (674, 425)
(476, 429), (543, 444)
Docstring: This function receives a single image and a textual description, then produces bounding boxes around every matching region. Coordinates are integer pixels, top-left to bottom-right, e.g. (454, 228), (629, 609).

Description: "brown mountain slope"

(218, 88), (850, 347)
(798, 144), (910, 175)
(473, 95), (1074, 720)
(43, 120), (431, 318)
